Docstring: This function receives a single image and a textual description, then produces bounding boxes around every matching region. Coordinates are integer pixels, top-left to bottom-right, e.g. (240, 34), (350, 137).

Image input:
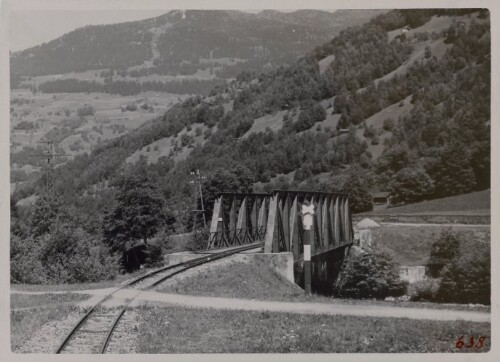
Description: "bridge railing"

(207, 190), (353, 258)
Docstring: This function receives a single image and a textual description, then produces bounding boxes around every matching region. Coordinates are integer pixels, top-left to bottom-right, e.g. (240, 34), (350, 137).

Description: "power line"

(29, 141), (70, 194)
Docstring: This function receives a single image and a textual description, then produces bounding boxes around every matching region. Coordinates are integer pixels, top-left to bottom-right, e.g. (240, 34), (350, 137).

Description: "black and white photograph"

(2, 0), (497, 358)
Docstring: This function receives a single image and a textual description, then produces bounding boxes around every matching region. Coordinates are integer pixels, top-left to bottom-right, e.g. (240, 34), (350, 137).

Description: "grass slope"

(356, 94), (413, 159)
(372, 224), (490, 266)
(125, 122), (209, 164)
(371, 189), (490, 215)
(10, 293), (89, 351)
(156, 256), (304, 301)
(10, 292), (90, 309)
(136, 306), (490, 353)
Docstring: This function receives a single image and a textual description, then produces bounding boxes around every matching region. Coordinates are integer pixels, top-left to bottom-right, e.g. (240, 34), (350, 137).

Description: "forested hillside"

(11, 9), (490, 283)
(11, 9), (385, 86)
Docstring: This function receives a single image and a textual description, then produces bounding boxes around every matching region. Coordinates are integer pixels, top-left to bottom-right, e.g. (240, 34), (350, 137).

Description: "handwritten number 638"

(455, 336), (486, 349)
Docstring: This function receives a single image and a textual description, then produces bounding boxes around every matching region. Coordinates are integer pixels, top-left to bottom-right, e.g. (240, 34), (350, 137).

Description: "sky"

(9, 9), (312, 52)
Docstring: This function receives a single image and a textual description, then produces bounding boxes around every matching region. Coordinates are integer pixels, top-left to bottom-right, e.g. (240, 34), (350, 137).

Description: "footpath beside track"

(131, 292), (490, 323)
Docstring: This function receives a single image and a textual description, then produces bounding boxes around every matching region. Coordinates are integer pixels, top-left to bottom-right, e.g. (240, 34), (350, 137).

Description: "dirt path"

(67, 289), (490, 323)
(11, 287), (490, 323)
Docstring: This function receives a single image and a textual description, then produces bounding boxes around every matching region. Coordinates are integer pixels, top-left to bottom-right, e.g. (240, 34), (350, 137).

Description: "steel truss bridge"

(207, 190), (353, 259)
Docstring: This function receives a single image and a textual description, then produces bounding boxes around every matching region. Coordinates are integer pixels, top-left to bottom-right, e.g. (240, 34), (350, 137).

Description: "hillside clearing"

(368, 38), (451, 89)
(125, 123), (209, 164)
(242, 110), (287, 138)
(318, 54), (335, 74)
(387, 13), (489, 42)
(355, 95), (413, 159)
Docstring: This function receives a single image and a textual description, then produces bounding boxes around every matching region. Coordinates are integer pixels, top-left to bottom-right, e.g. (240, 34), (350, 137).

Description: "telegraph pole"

(31, 141), (69, 195)
(189, 169), (207, 231)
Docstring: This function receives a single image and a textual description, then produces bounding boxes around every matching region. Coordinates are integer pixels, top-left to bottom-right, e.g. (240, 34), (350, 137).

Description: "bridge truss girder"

(207, 190), (353, 259)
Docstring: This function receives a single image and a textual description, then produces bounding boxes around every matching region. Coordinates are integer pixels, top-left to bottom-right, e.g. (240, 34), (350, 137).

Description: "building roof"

(372, 191), (390, 198)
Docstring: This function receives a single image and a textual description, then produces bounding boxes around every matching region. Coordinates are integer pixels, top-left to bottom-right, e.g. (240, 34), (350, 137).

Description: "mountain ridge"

(11, 9), (387, 79)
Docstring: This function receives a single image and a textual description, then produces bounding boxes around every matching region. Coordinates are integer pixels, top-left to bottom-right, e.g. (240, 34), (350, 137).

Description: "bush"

(383, 118), (395, 131)
(143, 243), (164, 267)
(294, 103), (326, 132)
(185, 228), (210, 251)
(427, 229), (460, 277)
(408, 278), (440, 301)
(437, 242), (490, 304)
(334, 246), (406, 299)
(77, 104), (95, 117)
(10, 235), (48, 284)
(126, 103), (138, 111)
(426, 230), (490, 305)
(40, 223), (118, 283)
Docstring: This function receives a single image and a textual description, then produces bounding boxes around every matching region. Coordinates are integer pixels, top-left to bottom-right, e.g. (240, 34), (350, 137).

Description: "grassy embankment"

(155, 255), (489, 312)
(135, 306), (490, 353)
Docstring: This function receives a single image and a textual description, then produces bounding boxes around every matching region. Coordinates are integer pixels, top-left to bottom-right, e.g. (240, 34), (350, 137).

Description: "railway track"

(56, 242), (262, 354)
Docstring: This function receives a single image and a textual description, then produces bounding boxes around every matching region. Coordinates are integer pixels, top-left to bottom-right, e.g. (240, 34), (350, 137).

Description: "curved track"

(56, 242), (262, 354)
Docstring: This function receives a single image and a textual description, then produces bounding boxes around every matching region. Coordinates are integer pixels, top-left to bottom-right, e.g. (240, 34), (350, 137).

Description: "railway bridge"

(207, 190), (354, 294)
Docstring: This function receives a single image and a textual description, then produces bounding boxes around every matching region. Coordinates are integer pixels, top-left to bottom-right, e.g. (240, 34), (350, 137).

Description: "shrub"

(10, 235), (48, 284)
(180, 133), (195, 147)
(77, 104), (95, 117)
(185, 228), (210, 251)
(143, 242), (164, 267)
(204, 128), (212, 139)
(437, 241), (490, 304)
(425, 230), (490, 305)
(126, 103), (138, 111)
(427, 229), (460, 277)
(383, 118), (395, 131)
(363, 125), (376, 138)
(408, 278), (440, 301)
(40, 223), (118, 283)
(294, 103), (326, 132)
(334, 246), (406, 299)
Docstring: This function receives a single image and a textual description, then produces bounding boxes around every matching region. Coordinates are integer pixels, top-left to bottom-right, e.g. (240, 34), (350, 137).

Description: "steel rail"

(100, 242), (262, 353)
(56, 242), (262, 354)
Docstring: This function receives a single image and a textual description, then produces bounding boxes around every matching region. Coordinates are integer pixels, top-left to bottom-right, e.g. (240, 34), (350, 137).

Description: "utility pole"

(31, 141), (69, 195)
(189, 169), (207, 231)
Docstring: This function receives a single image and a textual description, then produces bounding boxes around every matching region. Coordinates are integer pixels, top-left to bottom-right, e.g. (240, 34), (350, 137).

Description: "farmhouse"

(372, 191), (391, 205)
